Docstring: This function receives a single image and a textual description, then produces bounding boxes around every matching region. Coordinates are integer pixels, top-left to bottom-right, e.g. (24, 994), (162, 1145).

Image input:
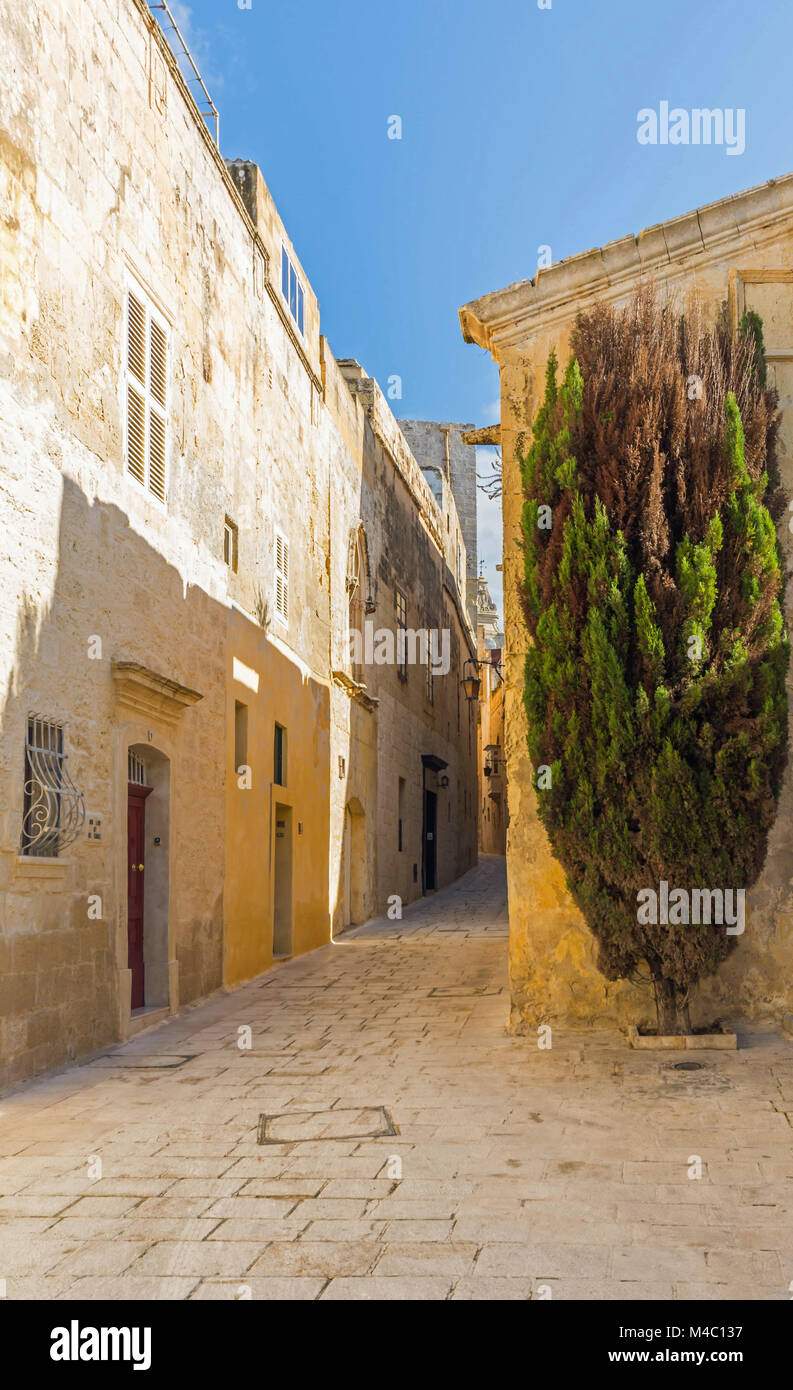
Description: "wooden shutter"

(126, 287), (168, 502)
(147, 312), (167, 501)
(126, 383), (146, 485)
(276, 533), (289, 621)
(127, 293), (146, 385)
(148, 411), (166, 501)
(149, 319), (167, 408)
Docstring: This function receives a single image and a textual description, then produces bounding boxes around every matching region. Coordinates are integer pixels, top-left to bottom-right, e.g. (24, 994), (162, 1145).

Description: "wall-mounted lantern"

(461, 658), (481, 703)
(462, 649), (504, 703)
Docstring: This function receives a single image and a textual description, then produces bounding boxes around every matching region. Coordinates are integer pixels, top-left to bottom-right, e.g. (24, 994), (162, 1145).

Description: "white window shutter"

(126, 383), (146, 484)
(127, 293), (146, 384)
(282, 540), (289, 620)
(148, 412), (166, 501)
(149, 319), (167, 408)
(125, 287), (168, 503)
(275, 533), (289, 621)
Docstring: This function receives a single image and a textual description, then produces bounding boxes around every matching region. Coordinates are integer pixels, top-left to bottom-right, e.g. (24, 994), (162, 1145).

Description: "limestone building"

(475, 574), (506, 856)
(399, 421), (479, 635)
(460, 173), (793, 1031)
(0, 0), (477, 1089)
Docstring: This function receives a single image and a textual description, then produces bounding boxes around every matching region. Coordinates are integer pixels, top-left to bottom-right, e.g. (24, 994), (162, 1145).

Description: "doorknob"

(138, 864), (144, 872)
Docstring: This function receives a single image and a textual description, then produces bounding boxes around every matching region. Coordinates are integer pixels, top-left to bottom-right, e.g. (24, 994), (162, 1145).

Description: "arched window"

(346, 524), (373, 680)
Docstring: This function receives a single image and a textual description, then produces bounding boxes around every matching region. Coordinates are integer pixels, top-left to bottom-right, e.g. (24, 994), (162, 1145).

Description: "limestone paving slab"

(0, 857), (792, 1300)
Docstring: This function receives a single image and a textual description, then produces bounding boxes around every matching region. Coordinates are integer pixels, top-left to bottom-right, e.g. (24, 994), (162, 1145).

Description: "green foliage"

(519, 292), (789, 1023)
(739, 309), (768, 388)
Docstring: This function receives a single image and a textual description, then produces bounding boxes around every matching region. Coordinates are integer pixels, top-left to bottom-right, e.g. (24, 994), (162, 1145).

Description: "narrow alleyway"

(1, 854), (791, 1301)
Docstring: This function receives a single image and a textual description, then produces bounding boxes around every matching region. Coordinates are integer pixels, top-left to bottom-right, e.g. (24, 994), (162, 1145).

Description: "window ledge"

(14, 856), (71, 880)
(331, 669), (379, 712)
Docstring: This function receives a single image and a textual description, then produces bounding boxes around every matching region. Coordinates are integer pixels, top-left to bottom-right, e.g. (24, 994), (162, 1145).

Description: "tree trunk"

(652, 971), (691, 1035)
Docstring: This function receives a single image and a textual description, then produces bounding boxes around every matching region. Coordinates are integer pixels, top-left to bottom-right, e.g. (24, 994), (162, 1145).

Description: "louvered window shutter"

(128, 293), (146, 384)
(126, 288), (168, 503)
(275, 534), (289, 622)
(126, 383), (146, 485)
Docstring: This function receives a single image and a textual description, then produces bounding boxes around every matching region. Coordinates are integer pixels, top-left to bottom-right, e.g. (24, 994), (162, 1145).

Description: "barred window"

(21, 716), (85, 857)
(128, 750), (147, 786)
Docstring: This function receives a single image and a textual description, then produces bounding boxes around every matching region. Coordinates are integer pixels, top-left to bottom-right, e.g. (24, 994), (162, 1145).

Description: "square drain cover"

(258, 1106), (397, 1144)
(94, 1054), (197, 1069)
(429, 985), (500, 997)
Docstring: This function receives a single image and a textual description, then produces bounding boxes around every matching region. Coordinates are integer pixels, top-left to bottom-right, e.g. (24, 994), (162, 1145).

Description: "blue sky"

(166, 0), (793, 616)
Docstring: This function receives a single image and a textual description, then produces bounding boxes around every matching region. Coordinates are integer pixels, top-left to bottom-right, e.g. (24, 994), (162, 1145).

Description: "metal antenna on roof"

(149, 2), (220, 147)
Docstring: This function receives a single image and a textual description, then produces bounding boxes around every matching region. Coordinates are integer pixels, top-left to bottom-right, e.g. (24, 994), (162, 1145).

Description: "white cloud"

(168, 1), (194, 41)
(155, 1), (221, 107)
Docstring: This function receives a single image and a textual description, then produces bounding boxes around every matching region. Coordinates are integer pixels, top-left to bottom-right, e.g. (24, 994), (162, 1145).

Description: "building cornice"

(460, 173), (793, 357)
(342, 373), (446, 551)
(331, 669), (379, 712)
(461, 424), (501, 447)
(112, 660), (203, 728)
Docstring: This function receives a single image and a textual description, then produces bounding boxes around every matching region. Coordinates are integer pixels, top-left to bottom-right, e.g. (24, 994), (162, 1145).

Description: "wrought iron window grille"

(21, 716), (86, 857)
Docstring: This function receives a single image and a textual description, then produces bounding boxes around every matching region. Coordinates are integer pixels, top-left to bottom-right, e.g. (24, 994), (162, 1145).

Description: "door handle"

(138, 864), (144, 872)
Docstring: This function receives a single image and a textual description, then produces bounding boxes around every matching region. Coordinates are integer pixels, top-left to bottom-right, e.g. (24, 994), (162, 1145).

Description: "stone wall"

(0, 0), (479, 1086)
(399, 420), (478, 633)
(327, 357), (478, 927)
(461, 174), (793, 1031)
(0, 0), (247, 1083)
(477, 655), (506, 857)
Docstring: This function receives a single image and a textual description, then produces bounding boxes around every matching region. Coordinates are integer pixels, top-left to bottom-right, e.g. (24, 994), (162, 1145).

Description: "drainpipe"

(441, 424), (451, 483)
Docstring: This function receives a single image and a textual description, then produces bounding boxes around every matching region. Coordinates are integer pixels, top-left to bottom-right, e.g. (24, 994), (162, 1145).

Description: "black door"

(423, 789), (437, 891)
(128, 784), (152, 1010)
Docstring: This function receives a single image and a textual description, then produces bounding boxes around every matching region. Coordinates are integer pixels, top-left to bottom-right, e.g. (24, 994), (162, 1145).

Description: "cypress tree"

(520, 288), (788, 1034)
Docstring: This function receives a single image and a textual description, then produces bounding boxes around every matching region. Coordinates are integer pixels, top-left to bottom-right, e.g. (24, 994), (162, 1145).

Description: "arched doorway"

(126, 743), (170, 1012)
(342, 798), (367, 926)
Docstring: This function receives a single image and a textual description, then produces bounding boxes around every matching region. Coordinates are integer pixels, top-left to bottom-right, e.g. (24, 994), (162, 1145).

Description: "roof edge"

(460, 171), (793, 353)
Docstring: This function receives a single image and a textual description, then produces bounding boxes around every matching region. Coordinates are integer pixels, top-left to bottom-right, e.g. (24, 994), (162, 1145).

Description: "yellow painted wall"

(223, 609), (331, 986)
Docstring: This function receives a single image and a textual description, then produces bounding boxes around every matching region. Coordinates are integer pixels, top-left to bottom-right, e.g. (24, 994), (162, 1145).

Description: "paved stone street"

(1, 854), (792, 1301)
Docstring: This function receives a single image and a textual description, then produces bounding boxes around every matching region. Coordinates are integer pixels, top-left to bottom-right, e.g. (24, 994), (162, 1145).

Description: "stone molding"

(461, 424), (501, 446)
(331, 668), (379, 712)
(460, 172), (793, 356)
(111, 661), (203, 729)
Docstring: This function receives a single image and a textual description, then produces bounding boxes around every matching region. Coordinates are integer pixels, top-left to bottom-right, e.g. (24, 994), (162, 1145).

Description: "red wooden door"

(127, 786), (151, 1010)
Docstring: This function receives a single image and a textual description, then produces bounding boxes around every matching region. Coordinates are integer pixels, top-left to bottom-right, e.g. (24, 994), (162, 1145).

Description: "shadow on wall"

(0, 471), (330, 1087)
(328, 407), (479, 933)
(223, 603), (332, 987)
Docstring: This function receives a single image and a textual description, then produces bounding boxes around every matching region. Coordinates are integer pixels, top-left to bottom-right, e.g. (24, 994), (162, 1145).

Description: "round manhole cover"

(673, 1061), (705, 1071)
